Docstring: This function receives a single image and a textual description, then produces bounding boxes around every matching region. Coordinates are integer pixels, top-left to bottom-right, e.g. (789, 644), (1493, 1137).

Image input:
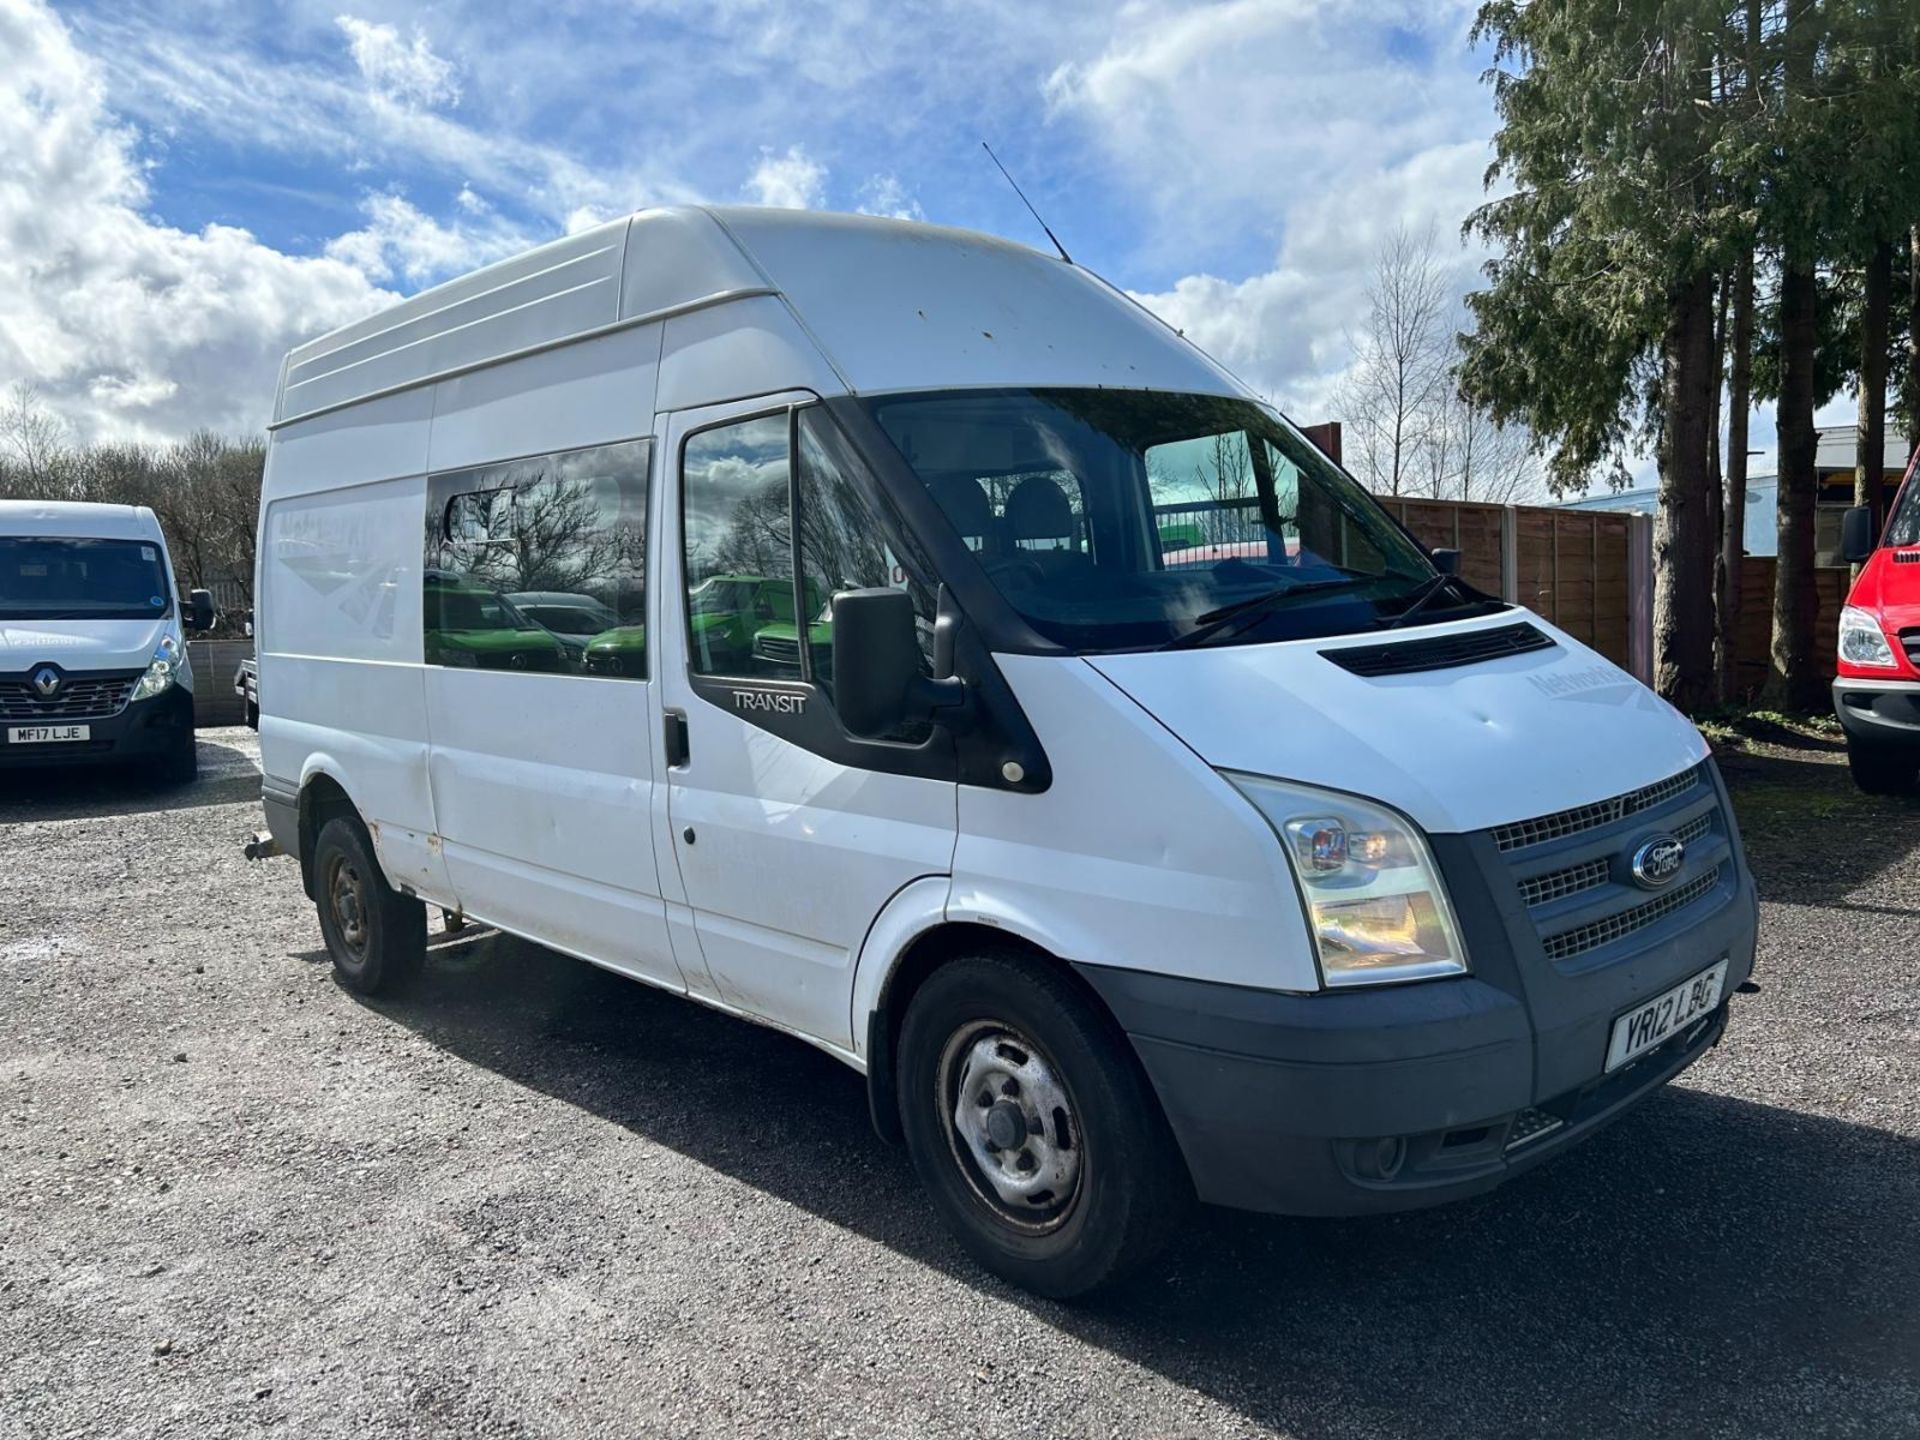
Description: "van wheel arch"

(296, 774), (360, 901)
(865, 924), (1146, 1148)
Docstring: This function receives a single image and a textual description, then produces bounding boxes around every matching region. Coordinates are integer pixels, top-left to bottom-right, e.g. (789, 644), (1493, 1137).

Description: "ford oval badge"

(1631, 835), (1686, 889)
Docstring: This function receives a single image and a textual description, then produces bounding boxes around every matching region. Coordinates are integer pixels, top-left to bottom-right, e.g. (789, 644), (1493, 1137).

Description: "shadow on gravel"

(353, 933), (1920, 1440)
(0, 736), (257, 822)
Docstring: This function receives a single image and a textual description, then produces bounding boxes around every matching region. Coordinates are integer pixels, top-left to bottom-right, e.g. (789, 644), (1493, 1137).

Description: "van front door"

(656, 395), (958, 1051)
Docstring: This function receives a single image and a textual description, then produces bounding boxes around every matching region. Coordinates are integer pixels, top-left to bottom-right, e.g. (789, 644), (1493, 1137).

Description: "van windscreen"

(1887, 476), (1920, 548)
(865, 389), (1501, 652)
(0, 537), (173, 621)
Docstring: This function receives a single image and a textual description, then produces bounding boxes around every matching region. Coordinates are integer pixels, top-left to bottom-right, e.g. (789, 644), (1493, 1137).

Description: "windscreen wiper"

(1385, 572), (1476, 629)
(1158, 576), (1373, 652)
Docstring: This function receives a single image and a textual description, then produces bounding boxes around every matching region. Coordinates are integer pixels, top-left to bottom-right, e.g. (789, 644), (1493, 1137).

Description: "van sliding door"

(416, 435), (685, 991)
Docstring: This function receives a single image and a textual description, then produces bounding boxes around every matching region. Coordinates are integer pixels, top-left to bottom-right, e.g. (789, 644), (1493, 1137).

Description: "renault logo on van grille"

(31, 666), (62, 699)
(1630, 834), (1686, 890)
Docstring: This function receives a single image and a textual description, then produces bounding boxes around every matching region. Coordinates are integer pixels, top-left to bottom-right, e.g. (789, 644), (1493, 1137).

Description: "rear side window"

(423, 438), (650, 678)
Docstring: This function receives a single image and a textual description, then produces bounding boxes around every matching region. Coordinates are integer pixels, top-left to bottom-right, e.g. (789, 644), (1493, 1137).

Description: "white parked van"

(254, 208), (1758, 1297)
(1, 501), (210, 783)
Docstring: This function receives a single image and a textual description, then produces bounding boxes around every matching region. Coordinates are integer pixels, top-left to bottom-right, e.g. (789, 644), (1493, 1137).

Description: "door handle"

(663, 710), (690, 769)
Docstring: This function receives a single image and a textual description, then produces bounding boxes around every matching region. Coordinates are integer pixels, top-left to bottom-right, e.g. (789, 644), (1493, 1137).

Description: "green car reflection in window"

(423, 570), (567, 672)
(593, 574), (827, 680)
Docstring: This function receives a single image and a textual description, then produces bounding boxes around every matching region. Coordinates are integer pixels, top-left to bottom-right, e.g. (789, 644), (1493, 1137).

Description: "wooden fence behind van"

(1726, 558), (1848, 700)
(1379, 498), (1650, 679)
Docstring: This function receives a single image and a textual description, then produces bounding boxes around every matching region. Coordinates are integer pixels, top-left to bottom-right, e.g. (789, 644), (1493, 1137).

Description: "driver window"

(681, 415), (802, 681)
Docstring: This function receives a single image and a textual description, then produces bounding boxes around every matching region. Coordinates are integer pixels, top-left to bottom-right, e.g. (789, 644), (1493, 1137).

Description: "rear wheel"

(312, 816), (425, 995)
(896, 952), (1190, 1299)
(1847, 742), (1918, 796)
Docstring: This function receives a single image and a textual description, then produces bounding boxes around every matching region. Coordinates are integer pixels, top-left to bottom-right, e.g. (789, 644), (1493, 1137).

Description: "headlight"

(1226, 773), (1469, 989)
(1839, 605), (1898, 668)
(131, 635), (181, 701)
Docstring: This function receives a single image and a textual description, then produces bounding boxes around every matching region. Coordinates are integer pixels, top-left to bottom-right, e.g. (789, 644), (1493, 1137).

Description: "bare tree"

(1418, 388), (1542, 504)
(0, 385), (74, 497)
(1334, 224), (1452, 497)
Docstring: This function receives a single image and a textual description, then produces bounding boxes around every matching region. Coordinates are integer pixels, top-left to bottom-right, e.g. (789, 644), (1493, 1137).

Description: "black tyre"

(245, 699), (259, 730)
(161, 729), (198, 787)
(896, 952), (1190, 1299)
(312, 816), (425, 995)
(1847, 742), (1918, 796)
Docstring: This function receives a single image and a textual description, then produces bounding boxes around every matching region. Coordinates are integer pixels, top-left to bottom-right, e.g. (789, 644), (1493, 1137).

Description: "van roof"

(274, 206), (1243, 429)
(0, 500), (164, 541)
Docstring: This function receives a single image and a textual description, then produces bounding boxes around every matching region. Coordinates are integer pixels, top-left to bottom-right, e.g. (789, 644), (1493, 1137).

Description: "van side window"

(681, 416), (803, 681)
(423, 438), (650, 678)
(794, 407), (936, 703)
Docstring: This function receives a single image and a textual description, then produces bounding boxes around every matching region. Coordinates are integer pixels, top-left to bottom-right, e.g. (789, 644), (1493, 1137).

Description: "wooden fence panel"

(1382, 499), (1506, 597)
(1728, 558), (1848, 698)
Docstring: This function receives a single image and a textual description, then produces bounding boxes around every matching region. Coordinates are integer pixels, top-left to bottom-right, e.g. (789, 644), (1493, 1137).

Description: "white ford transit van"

(254, 208), (1758, 1297)
(0, 501), (211, 783)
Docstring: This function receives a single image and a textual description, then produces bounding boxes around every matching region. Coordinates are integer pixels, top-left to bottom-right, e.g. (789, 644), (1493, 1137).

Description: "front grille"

(1517, 808), (1717, 910)
(1902, 630), (1920, 668)
(755, 636), (800, 665)
(1540, 866), (1724, 961)
(1520, 857), (1610, 908)
(1491, 765), (1704, 853)
(1322, 621), (1556, 678)
(0, 673), (138, 720)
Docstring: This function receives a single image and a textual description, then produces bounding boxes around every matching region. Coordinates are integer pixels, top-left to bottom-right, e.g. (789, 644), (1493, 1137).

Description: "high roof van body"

(254, 207), (1758, 1296)
(0, 500), (210, 782)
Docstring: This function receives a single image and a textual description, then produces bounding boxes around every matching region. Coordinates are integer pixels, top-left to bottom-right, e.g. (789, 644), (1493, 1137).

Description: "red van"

(1836, 454), (1920, 794)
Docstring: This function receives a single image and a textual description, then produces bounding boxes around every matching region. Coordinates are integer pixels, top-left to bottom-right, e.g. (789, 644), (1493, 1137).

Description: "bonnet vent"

(1322, 621), (1556, 678)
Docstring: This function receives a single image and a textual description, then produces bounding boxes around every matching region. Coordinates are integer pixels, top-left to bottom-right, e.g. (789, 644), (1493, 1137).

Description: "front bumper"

(1833, 678), (1920, 751)
(1076, 765), (1761, 1218)
(0, 686), (194, 770)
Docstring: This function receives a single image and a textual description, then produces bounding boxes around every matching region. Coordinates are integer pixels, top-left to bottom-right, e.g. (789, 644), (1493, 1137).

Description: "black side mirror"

(1842, 506), (1876, 565)
(1431, 548), (1461, 576)
(187, 589), (215, 632)
(831, 588), (964, 739)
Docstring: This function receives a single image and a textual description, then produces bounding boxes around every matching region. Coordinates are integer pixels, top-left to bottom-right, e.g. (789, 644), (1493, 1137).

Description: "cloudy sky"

(4, 0), (1815, 479)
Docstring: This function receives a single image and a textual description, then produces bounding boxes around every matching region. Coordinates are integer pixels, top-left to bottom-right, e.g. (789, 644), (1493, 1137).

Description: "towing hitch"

(243, 831), (284, 862)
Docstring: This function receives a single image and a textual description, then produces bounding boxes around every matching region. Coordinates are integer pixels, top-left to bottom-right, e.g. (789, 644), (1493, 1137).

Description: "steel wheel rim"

(326, 854), (369, 958)
(936, 1020), (1084, 1235)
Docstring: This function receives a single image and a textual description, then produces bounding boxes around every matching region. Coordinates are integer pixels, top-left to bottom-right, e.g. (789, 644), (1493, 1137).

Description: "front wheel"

(160, 729), (198, 787)
(1848, 742), (1918, 796)
(896, 952), (1190, 1299)
(312, 816), (425, 995)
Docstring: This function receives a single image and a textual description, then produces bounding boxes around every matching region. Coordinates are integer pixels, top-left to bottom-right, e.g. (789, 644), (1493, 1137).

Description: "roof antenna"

(981, 141), (1072, 265)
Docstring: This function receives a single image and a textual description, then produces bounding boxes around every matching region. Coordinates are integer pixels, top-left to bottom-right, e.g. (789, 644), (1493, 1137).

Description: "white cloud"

(0, 0), (392, 442)
(744, 145), (826, 210)
(857, 174), (924, 221)
(1131, 141), (1493, 419)
(325, 191), (528, 284)
(335, 14), (460, 109)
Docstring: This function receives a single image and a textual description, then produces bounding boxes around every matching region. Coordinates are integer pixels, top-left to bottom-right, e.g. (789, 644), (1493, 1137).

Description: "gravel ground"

(1, 727), (1916, 1439)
